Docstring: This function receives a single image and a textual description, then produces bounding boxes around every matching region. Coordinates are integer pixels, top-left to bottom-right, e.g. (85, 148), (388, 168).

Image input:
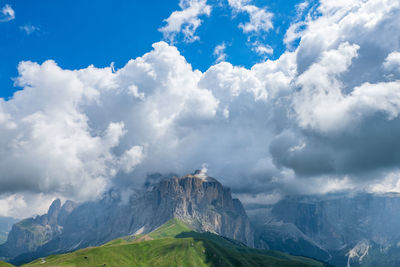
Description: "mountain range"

(249, 193), (400, 266)
(1, 171), (400, 266)
(0, 171), (256, 265)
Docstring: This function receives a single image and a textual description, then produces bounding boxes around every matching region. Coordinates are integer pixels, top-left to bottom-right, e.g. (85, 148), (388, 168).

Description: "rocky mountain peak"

(135, 173), (254, 246)
(47, 199), (61, 225)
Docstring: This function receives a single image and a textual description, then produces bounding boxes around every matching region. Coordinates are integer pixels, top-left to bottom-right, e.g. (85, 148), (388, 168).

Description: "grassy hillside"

(0, 261), (14, 267)
(148, 218), (192, 239)
(22, 219), (328, 267)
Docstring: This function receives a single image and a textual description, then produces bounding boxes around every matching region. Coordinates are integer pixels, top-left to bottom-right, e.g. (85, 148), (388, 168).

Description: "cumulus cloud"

(0, 4), (14, 22)
(0, 40), (295, 216)
(270, 0), (400, 179)
(2, 0), (400, 217)
(0, 60), (142, 203)
(228, 0), (273, 34)
(159, 0), (211, 43)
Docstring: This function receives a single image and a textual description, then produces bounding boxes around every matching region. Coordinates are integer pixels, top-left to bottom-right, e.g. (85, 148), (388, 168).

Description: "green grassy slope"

(0, 261), (14, 267)
(148, 218), (192, 239)
(22, 219), (328, 267)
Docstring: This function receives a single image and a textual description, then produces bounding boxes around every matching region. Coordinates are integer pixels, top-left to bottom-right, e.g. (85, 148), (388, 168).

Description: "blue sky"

(0, 0), (306, 99)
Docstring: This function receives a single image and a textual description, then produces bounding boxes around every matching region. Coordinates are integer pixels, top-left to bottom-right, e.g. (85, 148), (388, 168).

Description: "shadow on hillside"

(175, 231), (333, 267)
(175, 231), (245, 267)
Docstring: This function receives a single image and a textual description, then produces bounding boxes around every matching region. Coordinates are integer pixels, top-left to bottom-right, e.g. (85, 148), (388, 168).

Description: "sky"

(1, 0), (400, 218)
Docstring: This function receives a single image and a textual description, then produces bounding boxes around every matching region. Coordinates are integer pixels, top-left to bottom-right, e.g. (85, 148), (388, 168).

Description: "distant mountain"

(0, 217), (18, 246)
(0, 199), (77, 261)
(249, 193), (400, 267)
(0, 171), (254, 265)
(21, 218), (328, 267)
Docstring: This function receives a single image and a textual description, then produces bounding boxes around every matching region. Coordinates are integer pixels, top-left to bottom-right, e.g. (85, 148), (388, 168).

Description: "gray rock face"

(250, 207), (330, 261)
(0, 172), (254, 264)
(250, 193), (400, 267)
(0, 217), (18, 246)
(0, 199), (77, 259)
(135, 173), (254, 246)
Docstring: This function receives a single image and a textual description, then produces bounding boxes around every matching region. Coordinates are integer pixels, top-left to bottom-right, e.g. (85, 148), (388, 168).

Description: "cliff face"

(0, 217), (18, 245)
(250, 193), (400, 267)
(136, 174), (254, 246)
(0, 199), (77, 258)
(270, 194), (400, 251)
(0, 172), (254, 264)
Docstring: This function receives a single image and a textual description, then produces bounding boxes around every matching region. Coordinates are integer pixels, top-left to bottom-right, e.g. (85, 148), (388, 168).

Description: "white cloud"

(268, 0), (400, 181)
(20, 25), (40, 35)
(228, 0), (273, 34)
(0, 193), (57, 218)
(119, 146), (145, 173)
(159, 0), (211, 43)
(252, 42), (273, 56)
(291, 0), (400, 133)
(0, 61), (137, 204)
(284, 21), (306, 47)
(384, 51), (400, 74)
(227, 0), (274, 58)
(369, 172), (400, 194)
(284, 1), (314, 48)
(293, 42), (361, 132)
(194, 163), (208, 179)
(0, 4), (14, 22)
(213, 42), (227, 63)
(200, 61), (268, 101)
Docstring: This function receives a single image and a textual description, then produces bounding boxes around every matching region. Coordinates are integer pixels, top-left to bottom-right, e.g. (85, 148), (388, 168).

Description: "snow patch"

(134, 226), (145, 235)
(346, 240), (370, 267)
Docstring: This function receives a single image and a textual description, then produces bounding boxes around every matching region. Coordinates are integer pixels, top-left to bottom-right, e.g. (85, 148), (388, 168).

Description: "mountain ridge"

(249, 193), (400, 266)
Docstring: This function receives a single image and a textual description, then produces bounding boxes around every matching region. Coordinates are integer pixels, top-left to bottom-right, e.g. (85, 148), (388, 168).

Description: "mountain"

(249, 193), (400, 267)
(250, 210), (331, 262)
(0, 171), (254, 265)
(9, 171), (400, 266)
(21, 218), (328, 267)
(0, 217), (18, 245)
(0, 199), (77, 260)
